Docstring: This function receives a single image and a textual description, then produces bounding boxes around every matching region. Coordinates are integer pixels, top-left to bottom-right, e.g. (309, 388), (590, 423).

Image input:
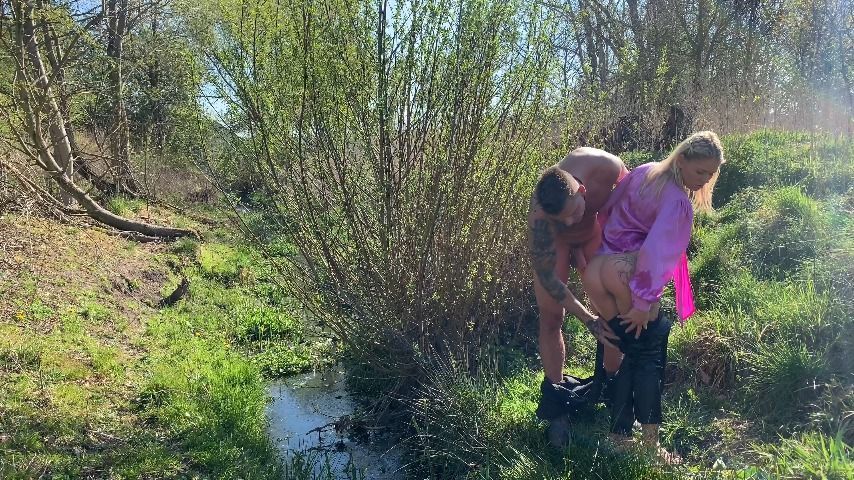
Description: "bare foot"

(649, 445), (683, 465)
(608, 433), (635, 452)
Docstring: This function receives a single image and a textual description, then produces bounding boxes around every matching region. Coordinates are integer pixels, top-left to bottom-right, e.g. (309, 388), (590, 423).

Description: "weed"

(139, 335), (284, 478)
(170, 236), (199, 256)
(196, 242), (253, 283)
(79, 301), (112, 323)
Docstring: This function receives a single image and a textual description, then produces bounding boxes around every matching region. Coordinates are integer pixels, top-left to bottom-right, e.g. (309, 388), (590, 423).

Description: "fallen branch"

(158, 277), (189, 307)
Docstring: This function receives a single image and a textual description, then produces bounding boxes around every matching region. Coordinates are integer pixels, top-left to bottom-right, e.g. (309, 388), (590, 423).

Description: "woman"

(582, 131), (724, 463)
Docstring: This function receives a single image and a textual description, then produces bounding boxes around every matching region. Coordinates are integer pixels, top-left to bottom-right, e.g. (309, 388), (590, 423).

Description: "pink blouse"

(598, 163), (697, 322)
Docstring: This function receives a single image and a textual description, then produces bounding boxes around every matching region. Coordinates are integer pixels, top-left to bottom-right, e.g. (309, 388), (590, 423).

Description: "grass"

(0, 213), (336, 478)
(754, 431), (853, 480)
(106, 196), (147, 217)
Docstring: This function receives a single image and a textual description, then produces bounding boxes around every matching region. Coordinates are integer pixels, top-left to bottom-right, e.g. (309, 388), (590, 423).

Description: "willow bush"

(189, 0), (562, 380)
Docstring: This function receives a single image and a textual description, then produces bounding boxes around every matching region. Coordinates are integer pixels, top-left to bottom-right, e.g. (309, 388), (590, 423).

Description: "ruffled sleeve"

(630, 194), (694, 311)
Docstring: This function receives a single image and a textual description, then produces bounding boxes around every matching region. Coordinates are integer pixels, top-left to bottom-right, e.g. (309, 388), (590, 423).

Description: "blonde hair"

(643, 131), (725, 212)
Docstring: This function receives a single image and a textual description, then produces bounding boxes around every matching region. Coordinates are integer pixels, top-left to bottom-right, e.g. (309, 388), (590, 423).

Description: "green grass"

(3, 130), (852, 478)
(754, 431), (853, 480)
(0, 213), (336, 479)
(106, 196), (147, 217)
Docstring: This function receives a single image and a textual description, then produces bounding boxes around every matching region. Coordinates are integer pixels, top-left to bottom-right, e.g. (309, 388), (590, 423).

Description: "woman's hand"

(620, 308), (652, 339)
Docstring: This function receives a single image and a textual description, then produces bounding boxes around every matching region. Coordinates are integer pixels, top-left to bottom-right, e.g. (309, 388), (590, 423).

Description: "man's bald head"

(535, 166), (582, 215)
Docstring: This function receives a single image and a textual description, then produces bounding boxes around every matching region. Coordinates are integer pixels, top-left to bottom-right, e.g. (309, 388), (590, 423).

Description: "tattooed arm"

(529, 218), (618, 347)
(529, 219), (595, 324)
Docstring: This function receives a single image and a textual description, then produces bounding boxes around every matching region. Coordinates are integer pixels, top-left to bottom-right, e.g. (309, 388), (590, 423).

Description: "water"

(267, 368), (403, 479)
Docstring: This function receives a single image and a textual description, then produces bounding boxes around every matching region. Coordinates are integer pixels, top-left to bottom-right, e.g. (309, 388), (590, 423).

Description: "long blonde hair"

(643, 131), (725, 212)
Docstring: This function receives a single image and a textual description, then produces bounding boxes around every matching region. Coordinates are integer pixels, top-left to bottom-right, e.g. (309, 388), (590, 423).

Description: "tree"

(0, 0), (196, 239)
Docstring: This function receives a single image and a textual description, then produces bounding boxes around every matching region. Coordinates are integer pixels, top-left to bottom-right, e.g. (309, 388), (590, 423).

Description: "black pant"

(607, 312), (671, 436)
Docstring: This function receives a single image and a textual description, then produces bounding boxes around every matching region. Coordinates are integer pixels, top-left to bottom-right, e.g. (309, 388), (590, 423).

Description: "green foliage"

(106, 196), (147, 217)
(674, 132), (852, 439)
(742, 187), (828, 278)
(691, 186), (830, 305)
(194, 0), (564, 379)
(196, 243), (253, 282)
(229, 300), (332, 376)
(170, 237), (199, 256)
(743, 341), (827, 422)
(235, 302), (302, 342)
(716, 131), (854, 207)
(408, 365), (685, 479)
(139, 336), (283, 477)
(79, 301), (112, 323)
(754, 431), (853, 480)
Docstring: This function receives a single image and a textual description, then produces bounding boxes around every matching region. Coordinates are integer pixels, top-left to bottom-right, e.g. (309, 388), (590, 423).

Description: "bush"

(199, 0), (564, 383)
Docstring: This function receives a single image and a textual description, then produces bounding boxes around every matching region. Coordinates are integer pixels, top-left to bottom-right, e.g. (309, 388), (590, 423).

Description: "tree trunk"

(9, 1), (196, 240)
(107, 0), (138, 195)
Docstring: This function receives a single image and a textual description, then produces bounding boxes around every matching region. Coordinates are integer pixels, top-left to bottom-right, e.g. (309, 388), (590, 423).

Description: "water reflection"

(267, 368), (402, 479)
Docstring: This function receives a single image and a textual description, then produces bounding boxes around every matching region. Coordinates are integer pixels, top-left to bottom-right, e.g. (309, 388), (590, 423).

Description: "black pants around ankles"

(607, 312), (672, 436)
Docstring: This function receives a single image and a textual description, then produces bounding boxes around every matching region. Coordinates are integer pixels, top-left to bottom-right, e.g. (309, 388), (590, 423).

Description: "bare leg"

(533, 247), (571, 384)
(582, 255), (626, 374)
(538, 312), (566, 383)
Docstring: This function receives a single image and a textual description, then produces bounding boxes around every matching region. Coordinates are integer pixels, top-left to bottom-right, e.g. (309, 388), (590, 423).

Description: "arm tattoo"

(584, 317), (603, 336)
(529, 219), (567, 302)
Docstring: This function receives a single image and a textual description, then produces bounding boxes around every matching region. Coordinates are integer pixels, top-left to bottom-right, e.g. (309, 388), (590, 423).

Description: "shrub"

(199, 0), (564, 383)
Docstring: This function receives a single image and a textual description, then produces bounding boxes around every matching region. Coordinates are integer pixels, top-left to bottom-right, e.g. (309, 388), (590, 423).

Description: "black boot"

(546, 414), (572, 449)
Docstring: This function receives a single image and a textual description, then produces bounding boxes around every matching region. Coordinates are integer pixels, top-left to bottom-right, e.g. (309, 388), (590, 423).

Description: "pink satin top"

(597, 163), (697, 322)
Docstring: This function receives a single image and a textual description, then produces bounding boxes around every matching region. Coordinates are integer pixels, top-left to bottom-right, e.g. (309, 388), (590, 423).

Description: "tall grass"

(754, 431), (853, 480)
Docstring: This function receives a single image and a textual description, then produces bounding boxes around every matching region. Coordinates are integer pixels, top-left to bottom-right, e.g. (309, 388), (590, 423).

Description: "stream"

(267, 367), (403, 479)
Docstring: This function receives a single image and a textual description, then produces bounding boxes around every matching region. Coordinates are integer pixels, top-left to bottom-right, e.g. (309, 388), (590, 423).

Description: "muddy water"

(267, 368), (403, 479)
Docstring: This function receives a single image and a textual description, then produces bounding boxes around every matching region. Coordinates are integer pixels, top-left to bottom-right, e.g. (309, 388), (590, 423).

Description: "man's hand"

(620, 308), (652, 339)
(582, 316), (619, 349)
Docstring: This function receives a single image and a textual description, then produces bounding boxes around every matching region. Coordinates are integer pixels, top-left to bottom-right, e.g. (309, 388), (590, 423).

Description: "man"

(527, 147), (627, 446)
